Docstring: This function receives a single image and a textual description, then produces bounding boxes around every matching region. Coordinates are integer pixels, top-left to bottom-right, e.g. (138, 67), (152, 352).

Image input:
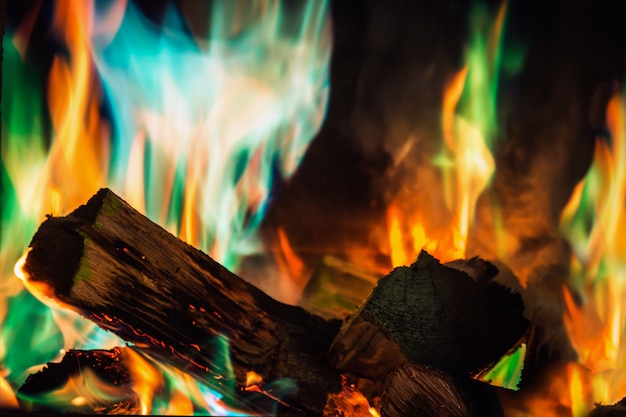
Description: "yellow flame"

(0, 375), (19, 409)
(387, 205), (410, 267)
(325, 377), (380, 417)
(245, 370), (263, 388)
(559, 87), (626, 413)
(122, 348), (163, 415)
(387, 66), (495, 266)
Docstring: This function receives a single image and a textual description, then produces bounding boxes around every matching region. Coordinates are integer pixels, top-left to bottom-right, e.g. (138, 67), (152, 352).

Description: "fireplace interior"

(1, 0), (626, 416)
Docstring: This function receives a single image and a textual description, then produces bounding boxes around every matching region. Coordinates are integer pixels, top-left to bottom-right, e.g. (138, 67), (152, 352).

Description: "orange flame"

(387, 67), (495, 266)
(557, 87), (626, 414)
(123, 348), (163, 415)
(325, 377), (380, 417)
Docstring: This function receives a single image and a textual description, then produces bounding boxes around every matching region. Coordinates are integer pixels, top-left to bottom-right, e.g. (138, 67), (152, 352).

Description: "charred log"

(23, 188), (342, 415)
(381, 363), (469, 417)
(17, 348), (137, 414)
(588, 398), (626, 417)
(380, 362), (505, 417)
(328, 250), (529, 402)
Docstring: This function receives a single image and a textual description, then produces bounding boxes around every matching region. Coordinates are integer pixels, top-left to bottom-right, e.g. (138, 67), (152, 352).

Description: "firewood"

(380, 362), (505, 417)
(299, 255), (380, 320)
(22, 188), (342, 415)
(327, 250), (529, 402)
(17, 348), (137, 414)
(381, 363), (468, 417)
(588, 398), (626, 417)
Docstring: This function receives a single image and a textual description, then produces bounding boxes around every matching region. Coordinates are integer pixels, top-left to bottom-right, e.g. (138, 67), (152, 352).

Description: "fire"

(274, 227), (308, 302)
(325, 377), (381, 417)
(557, 86), (626, 414)
(123, 348), (164, 415)
(245, 371), (264, 388)
(387, 2), (504, 266)
(1, 0), (330, 412)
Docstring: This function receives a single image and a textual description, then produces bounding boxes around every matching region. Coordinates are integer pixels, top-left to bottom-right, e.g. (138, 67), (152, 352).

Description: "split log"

(327, 250), (530, 403)
(299, 255), (380, 320)
(23, 188), (342, 415)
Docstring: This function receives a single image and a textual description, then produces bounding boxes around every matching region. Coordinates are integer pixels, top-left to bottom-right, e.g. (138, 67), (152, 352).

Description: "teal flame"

(1, 0), (330, 410)
(91, 0), (330, 269)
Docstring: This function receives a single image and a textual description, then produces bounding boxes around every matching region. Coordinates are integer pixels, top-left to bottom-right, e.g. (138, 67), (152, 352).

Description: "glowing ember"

(245, 371), (263, 389)
(324, 377), (380, 417)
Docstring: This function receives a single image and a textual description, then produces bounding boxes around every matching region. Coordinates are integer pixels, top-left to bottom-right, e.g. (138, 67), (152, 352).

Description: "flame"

(0, 374), (18, 409)
(558, 86), (626, 414)
(123, 348), (163, 415)
(276, 227), (307, 294)
(502, 363), (594, 417)
(245, 371), (264, 388)
(1, 0), (330, 409)
(90, 0), (331, 269)
(17, 366), (134, 413)
(325, 377), (380, 417)
(386, 3), (504, 267)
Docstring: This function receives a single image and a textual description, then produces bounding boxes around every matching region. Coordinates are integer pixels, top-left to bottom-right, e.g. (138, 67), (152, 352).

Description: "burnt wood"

(328, 250), (529, 403)
(23, 188), (342, 415)
(17, 348), (137, 414)
(381, 363), (469, 417)
(588, 398), (626, 417)
(381, 362), (505, 417)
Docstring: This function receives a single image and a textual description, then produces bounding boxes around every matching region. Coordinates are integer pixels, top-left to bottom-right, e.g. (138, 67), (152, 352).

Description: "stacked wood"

(21, 188), (530, 415)
(327, 250), (530, 405)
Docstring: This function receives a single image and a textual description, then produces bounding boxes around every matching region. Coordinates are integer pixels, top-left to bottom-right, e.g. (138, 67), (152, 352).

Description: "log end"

(381, 363), (469, 417)
(23, 188), (112, 297)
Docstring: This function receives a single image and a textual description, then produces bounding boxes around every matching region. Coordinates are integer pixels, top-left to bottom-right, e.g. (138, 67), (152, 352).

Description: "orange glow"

(161, 389), (194, 416)
(122, 348), (163, 415)
(17, 365), (134, 413)
(386, 67), (495, 267)
(46, 1), (110, 210)
(325, 378), (380, 417)
(0, 375), (18, 409)
(557, 88), (626, 414)
(387, 205), (410, 267)
(270, 227), (310, 303)
(502, 363), (595, 417)
(277, 227), (306, 283)
(245, 371), (263, 388)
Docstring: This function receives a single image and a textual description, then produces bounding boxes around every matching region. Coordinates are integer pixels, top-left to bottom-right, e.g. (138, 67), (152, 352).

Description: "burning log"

(21, 188), (529, 414)
(17, 348), (137, 414)
(22, 188), (342, 415)
(327, 251), (530, 402)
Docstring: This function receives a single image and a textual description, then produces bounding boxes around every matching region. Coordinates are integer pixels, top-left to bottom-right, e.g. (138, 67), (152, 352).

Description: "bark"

(23, 188), (342, 415)
(328, 251), (529, 402)
(381, 362), (505, 417)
